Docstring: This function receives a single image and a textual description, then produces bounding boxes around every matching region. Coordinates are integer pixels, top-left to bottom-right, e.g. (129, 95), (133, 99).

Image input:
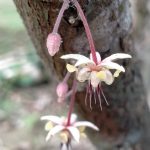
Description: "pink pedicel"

(46, 33), (62, 56)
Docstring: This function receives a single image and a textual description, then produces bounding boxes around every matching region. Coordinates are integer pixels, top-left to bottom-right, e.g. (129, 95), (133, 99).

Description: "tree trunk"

(13, 0), (150, 149)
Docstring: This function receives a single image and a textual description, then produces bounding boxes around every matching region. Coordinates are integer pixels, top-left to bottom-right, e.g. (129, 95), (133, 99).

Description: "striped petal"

(90, 71), (101, 88)
(101, 62), (125, 72)
(67, 127), (80, 143)
(46, 125), (64, 141)
(41, 115), (62, 124)
(90, 52), (101, 63)
(74, 121), (99, 131)
(102, 53), (132, 62)
(70, 114), (77, 124)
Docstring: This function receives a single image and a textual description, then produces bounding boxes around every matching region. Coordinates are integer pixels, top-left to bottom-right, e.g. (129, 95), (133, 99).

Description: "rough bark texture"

(13, 0), (150, 149)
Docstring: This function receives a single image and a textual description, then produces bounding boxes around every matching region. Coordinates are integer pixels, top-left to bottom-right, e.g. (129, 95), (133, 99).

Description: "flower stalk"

(71, 0), (98, 64)
(63, 72), (71, 83)
(52, 0), (70, 33)
(66, 79), (77, 126)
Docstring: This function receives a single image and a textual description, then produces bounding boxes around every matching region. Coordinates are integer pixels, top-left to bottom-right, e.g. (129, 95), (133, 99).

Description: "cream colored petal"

(114, 70), (122, 77)
(96, 70), (114, 85)
(90, 71), (101, 88)
(96, 71), (107, 80)
(75, 60), (94, 67)
(74, 121), (99, 131)
(67, 127), (80, 143)
(61, 54), (92, 64)
(75, 59), (94, 67)
(90, 52), (101, 63)
(102, 53), (132, 62)
(104, 70), (114, 85)
(41, 115), (62, 124)
(78, 126), (86, 133)
(66, 64), (77, 73)
(61, 54), (94, 66)
(61, 54), (89, 61)
(101, 62), (125, 72)
(46, 125), (64, 141)
(81, 133), (87, 138)
(60, 131), (70, 143)
(76, 67), (90, 82)
(45, 121), (53, 131)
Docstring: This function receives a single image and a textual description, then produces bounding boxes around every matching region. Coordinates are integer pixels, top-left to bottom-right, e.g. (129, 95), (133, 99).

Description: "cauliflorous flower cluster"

(41, 114), (99, 142)
(61, 52), (131, 87)
(41, 0), (132, 148)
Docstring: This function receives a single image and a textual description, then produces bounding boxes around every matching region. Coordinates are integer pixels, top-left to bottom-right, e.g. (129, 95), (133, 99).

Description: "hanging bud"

(46, 33), (62, 56)
(56, 82), (68, 103)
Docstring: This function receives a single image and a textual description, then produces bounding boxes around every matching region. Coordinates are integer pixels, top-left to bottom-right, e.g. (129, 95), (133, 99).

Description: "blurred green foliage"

(0, 1), (48, 90)
(23, 113), (39, 129)
(0, 1), (24, 30)
(0, 99), (16, 114)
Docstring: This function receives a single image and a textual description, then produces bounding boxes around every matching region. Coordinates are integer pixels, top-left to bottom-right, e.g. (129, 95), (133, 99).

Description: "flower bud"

(46, 33), (62, 56)
(56, 82), (68, 103)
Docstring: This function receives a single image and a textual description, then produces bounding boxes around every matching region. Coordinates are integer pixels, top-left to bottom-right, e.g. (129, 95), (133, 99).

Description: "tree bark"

(13, 0), (150, 149)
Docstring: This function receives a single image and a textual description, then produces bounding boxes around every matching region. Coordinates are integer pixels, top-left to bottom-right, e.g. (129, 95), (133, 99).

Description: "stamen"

(93, 88), (97, 104)
(100, 86), (109, 106)
(89, 92), (92, 110)
(97, 86), (102, 111)
(60, 140), (72, 150)
(85, 85), (89, 106)
(84, 83), (110, 110)
(89, 83), (93, 110)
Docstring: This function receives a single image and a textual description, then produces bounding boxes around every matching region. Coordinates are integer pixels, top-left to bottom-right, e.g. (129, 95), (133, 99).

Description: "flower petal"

(61, 54), (90, 61)
(101, 62), (125, 72)
(90, 71), (101, 88)
(75, 59), (94, 67)
(90, 52), (101, 63)
(60, 131), (70, 143)
(74, 121), (99, 131)
(114, 70), (122, 77)
(102, 53), (132, 62)
(66, 64), (77, 73)
(96, 70), (114, 85)
(67, 127), (80, 143)
(96, 71), (107, 80)
(76, 67), (90, 82)
(45, 121), (53, 131)
(78, 126), (86, 133)
(46, 125), (64, 141)
(70, 114), (77, 124)
(61, 54), (94, 66)
(104, 70), (114, 85)
(41, 115), (62, 124)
